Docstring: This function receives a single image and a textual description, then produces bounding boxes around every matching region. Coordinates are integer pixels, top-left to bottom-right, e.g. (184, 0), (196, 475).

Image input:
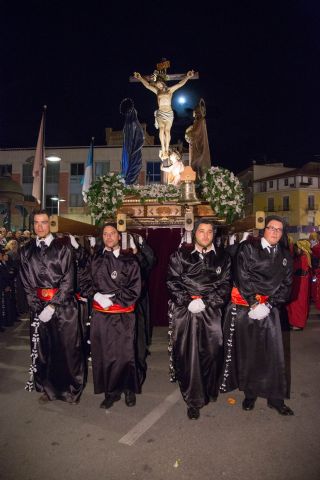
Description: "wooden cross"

(129, 58), (199, 82)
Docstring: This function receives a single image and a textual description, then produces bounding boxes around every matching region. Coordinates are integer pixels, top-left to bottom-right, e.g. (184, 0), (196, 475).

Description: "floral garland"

(129, 183), (180, 203)
(87, 173), (180, 222)
(197, 166), (244, 223)
(87, 167), (244, 224)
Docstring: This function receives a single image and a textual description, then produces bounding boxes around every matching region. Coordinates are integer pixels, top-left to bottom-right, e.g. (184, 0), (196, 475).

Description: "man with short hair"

(88, 223), (143, 409)
(220, 215), (294, 415)
(19, 209), (86, 404)
(167, 219), (232, 420)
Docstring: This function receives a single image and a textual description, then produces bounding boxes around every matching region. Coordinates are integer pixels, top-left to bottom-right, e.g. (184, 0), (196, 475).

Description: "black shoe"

(124, 391), (136, 407)
(187, 407), (200, 420)
(100, 393), (121, 409)
(267, 402), (294, 416)
(242, 398), (256, 411)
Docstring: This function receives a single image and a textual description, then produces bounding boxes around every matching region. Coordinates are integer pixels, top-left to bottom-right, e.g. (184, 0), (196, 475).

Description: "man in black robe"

(220, 215), (294, 415)
(167, 219), (232, 420)
(87, 224), (142, 409)
(19, 209), (86, 404)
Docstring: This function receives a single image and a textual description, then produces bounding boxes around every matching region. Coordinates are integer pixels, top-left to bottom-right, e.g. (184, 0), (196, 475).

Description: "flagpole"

(41, 105), (47, 209)
(91, 136), (95, 182)
(91, 137), (95, 225)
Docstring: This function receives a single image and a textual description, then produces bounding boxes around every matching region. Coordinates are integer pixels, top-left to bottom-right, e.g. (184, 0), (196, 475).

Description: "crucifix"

(130, 59), (199, 166)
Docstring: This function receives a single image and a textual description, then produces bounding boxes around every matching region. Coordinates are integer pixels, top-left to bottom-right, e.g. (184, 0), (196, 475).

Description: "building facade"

(253, 162), (320, 237)
(0, 138), (188, 230)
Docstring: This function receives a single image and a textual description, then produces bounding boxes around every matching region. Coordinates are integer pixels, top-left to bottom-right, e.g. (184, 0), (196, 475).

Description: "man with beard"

(19, 209), (86, 404)
(88, 224), (143, 409)
(167, 219), (232, 420)
(220, 215), (294, 415)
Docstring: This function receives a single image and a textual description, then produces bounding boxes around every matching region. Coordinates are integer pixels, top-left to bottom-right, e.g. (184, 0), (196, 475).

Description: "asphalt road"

(0, 307), (320, 480)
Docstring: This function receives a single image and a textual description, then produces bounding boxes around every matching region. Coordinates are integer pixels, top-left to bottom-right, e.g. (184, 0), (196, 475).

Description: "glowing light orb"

(177, 95), (186, 105)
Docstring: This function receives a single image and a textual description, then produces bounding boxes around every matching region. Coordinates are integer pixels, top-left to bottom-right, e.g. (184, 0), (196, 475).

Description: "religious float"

(65, 61), (245, 325)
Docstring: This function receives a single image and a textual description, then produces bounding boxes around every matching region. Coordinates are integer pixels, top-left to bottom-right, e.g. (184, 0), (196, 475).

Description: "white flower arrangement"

(198, 166), (245, 223)
(130, 183), (180, 203)
(87, 173), (180, 222)
(87, 173), (126, 222)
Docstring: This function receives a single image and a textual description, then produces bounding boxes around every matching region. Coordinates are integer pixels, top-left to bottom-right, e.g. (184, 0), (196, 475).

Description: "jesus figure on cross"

(133, 61), (195, 165)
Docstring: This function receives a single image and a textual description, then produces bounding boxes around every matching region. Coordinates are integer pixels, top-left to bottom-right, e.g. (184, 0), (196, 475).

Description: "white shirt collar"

(261, 237), (277, 252)
(36, 233), (54, 247)
(103, 246), (120, 258)
(192, 243), (216, 257)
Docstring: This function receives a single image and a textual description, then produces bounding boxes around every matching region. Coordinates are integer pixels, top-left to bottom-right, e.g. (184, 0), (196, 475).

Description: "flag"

(32, 113), (45, 204)
(82, 140), (94, 203)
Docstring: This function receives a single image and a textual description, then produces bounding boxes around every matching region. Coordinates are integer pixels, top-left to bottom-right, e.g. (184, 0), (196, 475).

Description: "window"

(46, 196), (58, 215)
(260, 182), (266, 192)
(22, 163), (33, 183)
(70, 193), (83, 207)
(70, 163), (85, 205)
(95, 161), (110, 177)
(283, 196), (289, 211)
(24, 194), (34, 202)
(284, 178), (288, 186)
(46, 162), (59, 183)
(71, 163), (84, 176)
(0, 164), (12, 176)
(269, 180), (273, 188)
(267, 197), (274, 212)
(308, 177), (312, 185)
(308, 195), (315, 210)
(146, 161), (161, 183)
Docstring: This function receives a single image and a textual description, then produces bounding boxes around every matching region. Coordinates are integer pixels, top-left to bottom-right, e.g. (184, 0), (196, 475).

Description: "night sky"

(1, 0), (319, 172)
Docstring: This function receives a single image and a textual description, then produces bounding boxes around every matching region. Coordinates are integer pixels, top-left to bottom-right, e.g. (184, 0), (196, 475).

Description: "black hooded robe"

(220, 238), (293, 400)
(19, 238), (86, 403)
(167, 247), (232, 409)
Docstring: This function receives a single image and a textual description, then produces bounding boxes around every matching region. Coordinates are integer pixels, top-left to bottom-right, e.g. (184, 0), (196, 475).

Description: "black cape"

(19, 237), (86, 403)
(167, 246), (232, 408)
(220, 238), (293, 399)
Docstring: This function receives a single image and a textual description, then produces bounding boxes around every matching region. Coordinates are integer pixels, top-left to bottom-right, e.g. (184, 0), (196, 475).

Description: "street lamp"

(50, 197), (65, 216)
(46, 154), (61, 163)
(42, 154), (62, 208)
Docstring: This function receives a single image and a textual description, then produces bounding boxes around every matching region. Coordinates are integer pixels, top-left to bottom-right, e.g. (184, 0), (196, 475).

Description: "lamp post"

(42, 154), (62, 209)
(50, 197), (66, 216)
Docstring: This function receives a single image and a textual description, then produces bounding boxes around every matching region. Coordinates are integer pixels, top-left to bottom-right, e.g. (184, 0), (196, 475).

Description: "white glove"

(38, 305), (55, 323)
(248, 303), (270, 320)
(241, 232), (250, 243)
(229, 234), (236, 246)
(310, 239), (317, 248)
(78, 296), (88, 303)
(129, 236), (137, 251)
(188, 298), (206, 313)
(69, 234), (79, 249)
(138, 235), (143, 245)
(94, 292), (114, 309)
(88, 236), (96, 248)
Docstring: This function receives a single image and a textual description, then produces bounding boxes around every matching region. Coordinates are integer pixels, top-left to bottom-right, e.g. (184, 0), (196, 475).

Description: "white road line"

(0, 361), (27, 373)
(119, 388), (181, 446)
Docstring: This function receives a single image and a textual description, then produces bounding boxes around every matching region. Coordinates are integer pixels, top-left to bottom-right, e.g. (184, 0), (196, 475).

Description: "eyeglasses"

(266, 226), (283, 233)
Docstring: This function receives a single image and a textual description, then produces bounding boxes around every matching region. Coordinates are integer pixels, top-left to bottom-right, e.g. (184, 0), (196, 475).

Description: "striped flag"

(82, 140), (94, 203)
(32, 112), (45, 204)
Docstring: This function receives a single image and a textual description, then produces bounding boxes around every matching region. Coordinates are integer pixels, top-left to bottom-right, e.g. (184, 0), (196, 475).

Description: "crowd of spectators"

(0, 227), (30, 331)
